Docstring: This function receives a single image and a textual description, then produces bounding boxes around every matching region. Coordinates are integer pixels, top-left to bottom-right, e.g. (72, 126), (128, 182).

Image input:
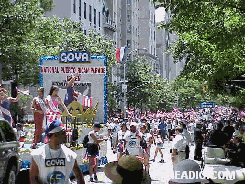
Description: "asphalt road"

(81, 140), (197, 184)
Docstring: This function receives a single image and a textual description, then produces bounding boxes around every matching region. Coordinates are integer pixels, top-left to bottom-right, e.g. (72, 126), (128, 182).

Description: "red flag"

(116, 47), (120, 62)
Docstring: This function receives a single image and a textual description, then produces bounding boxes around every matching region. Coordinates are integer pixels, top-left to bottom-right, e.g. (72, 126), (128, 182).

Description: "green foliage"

(107, 81), (122, 115)
(153, 0), (245, 96)
(0, 0), (115, 86)
(171, 76), (208, 109)
(126, 57), (174, 111)
(18, 93), (33, 107)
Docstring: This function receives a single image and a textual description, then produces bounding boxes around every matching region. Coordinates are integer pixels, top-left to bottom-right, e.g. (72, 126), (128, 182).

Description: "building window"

(73, 0), (76, 14)
(89, 5), (92, 22)
(127, 25), (131, 33)
(154, 31), (155, 41)
(154, 14), (155, 25)
(79, 0), (81, 20)
(99, 12), (101, 27)
(84, 29), (87, 35)
(84, 2), (86, 19)
(154, 48), (156, 56)
(127, 0), (130, 4)
(127, 15), (130, 22)
(94, 9), (96, 25)
(136, 28), (137, 36)
(127, 40), (131, 47)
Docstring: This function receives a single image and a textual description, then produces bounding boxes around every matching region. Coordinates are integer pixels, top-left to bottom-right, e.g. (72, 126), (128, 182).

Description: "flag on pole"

(116, 46), (128, 62)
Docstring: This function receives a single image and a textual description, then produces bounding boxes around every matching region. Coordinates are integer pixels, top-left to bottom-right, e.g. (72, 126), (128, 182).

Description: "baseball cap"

(46, 120), (65, 134)
(94, 122), (102, 128)
(130, 122), (137, 127)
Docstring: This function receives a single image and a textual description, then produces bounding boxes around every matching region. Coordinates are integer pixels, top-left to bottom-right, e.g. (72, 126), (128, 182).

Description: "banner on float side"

(39, 52), (107, 123)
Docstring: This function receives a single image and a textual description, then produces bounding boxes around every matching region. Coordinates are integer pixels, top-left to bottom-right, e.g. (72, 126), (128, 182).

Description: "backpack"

(82, 135), (89, 148)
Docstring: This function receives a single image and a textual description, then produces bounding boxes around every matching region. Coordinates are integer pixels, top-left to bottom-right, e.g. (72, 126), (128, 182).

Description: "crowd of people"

(2, 75), (245, 183)
(105, 107), (245, 183)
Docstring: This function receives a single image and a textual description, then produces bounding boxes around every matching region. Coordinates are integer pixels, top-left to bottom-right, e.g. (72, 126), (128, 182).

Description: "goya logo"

(47, 171), (65, 184)
(128, 140), (136, 148)
(45, 158), (66, 167)
(60, 51), (90, 63)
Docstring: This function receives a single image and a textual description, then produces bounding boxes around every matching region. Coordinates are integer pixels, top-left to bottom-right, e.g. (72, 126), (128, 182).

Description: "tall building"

(156, 10), (185, 81)
(138, 0), (160, 74)
(45, 0), (116, 40)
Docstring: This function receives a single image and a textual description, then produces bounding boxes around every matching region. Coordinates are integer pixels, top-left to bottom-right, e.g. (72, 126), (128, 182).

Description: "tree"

(153, 0), (245, 96)
(171, 76), (210, 109)
(126, 57), (173, 111)
(0, 0), (115, 86)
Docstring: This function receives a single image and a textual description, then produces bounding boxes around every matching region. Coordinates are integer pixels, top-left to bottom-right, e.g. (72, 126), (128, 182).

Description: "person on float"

(30, 87), (48, 149)
(30, 120), (85, 184)
(114, 122), (128, 160)
(46, 85), (71, 122)
(86, 122), (107, 182)
(0, 86), (19, 125)
(138, 124), (153, 173)
(64, 73), (81, 107)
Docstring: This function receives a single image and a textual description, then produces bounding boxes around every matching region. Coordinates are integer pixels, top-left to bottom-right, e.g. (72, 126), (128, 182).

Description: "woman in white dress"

(46, 85), (71, 123)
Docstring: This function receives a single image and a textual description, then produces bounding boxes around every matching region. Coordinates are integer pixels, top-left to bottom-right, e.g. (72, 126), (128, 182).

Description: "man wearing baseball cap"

(30, 120), (85, 184)
(123, 122), (141, 156)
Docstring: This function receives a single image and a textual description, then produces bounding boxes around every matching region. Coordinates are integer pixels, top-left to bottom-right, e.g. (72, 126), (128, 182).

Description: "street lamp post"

(123, 48), (138, 119)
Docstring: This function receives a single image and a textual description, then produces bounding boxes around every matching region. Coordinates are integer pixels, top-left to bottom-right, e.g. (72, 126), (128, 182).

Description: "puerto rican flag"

(116, 46), (128, 62)
(83, 96), (92, 108)
(46, 111), (61, 122)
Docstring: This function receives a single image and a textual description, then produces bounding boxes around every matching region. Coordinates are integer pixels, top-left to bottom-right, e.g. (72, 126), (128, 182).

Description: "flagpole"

(124, 63), (126, 119)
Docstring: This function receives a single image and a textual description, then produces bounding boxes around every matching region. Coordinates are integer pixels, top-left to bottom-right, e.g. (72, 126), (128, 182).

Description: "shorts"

(86, 143), (99, 157)
(139, 147), (150, 156)
(156, 143), (163, 148)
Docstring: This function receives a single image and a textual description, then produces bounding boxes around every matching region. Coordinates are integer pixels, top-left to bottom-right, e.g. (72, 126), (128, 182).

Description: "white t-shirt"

(117, 130), (126, 141)
(112, 123), (120, 136)
(155, 135), (163, 144)
(123, 130), (140, 155)
(88, 130), (100, 144)
(107, 122), (115, 130)
(139, 132), (152, 142)
(166, 123), (172, 130)
(189, 123), (195, 133)
(182, 129), (191, 145)
(172, 134), (187, 152)
(31, 144), (77, 184)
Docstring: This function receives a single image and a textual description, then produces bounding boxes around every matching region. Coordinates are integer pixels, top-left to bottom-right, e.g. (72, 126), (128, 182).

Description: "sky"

(155, 7), (165, 23)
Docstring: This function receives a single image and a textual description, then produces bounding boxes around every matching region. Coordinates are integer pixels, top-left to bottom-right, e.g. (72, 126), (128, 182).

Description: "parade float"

(19, 51), (108, 173)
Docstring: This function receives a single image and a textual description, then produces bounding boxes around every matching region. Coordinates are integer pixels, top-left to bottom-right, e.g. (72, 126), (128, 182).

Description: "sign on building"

(39, 52), (107, 123)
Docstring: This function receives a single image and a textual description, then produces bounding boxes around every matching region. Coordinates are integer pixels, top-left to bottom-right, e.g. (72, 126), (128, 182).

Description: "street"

(81, 140), (197, 184)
